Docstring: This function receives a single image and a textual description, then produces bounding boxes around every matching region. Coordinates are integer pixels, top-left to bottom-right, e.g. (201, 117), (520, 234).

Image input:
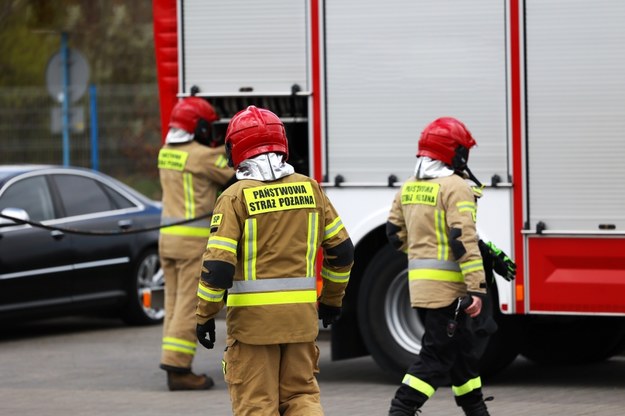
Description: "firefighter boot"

(388, 401), (421, 416)
(167, 370), (215, 391)
(389, 384), (426, 415)
(460, 399), (491, 416)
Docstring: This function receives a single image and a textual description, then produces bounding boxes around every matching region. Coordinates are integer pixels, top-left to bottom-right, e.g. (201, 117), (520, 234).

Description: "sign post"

(45, 34), (90, 166)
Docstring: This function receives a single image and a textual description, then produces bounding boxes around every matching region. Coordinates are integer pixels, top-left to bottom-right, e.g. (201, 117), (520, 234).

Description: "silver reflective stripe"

(160, 216), (212, 228)
(230, 277), (316, 294)
(409, 258), (460, 272)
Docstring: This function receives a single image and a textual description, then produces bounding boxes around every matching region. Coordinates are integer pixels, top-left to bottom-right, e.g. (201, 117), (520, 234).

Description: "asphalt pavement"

(0, 316), (624, 415)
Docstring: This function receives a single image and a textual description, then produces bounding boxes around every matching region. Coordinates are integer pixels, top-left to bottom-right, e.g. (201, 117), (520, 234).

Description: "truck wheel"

(357, 244), (520, 380)
(520, 316), (625, 365)
(357, 244), (421, 380)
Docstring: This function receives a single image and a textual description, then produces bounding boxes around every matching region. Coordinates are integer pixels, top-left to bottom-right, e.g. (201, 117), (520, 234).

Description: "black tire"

(357, 245), (421, 380)
(357, 244), (519, 380)
(475, 281), (521, 379)
(477, 313), (522, 378)
(520, 316), (625, 365)
(121, 248), (165, 326)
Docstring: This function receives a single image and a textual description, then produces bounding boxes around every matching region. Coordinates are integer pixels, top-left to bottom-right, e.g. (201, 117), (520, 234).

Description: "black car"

(0, 165), (164, 325)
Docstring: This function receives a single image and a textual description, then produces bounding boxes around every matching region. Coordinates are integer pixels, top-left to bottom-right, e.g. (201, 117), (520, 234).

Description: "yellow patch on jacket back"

(401, 182), (440, 206)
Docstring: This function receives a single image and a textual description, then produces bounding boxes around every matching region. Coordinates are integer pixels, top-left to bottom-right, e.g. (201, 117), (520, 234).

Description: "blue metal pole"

(61, 32), (70, 166)
(89, 84), (99, 171)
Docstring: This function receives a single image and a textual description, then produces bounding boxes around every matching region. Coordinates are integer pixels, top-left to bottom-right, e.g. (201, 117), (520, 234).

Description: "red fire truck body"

(153, 0), (625, 376)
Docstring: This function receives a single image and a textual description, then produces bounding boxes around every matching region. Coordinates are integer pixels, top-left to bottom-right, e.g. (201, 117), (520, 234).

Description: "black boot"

(461, 398), (492, 416)
(389, 384), (427, 415)
(388, 398), (421, 416)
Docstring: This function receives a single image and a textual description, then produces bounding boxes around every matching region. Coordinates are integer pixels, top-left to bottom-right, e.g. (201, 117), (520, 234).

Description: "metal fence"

(0, 84), (163, 199)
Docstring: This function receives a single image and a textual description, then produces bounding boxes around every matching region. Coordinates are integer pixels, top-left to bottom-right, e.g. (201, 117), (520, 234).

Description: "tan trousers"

(160, 256), (202, 370)
(223, 336), (323, 416)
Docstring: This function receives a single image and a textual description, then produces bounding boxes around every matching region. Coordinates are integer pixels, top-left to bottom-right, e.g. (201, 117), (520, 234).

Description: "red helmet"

(417, 117), (476, 169)
(169, 97), (219, 133)
(225, 106), (288, 168)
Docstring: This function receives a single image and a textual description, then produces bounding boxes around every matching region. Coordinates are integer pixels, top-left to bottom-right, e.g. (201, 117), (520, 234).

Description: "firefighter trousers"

(160, 255), (203, 371)
(391, 302), (485, 410)
(223, 336), (323, 416)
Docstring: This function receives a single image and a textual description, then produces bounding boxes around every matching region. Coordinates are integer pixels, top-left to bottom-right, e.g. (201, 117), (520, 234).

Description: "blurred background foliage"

(0, 0), (163, 199)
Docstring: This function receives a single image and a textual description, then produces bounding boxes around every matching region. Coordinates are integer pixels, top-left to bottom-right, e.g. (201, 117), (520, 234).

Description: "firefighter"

(386, 117), (493, 416)
(158, 96), (235, 390)
(195, 105), (354, 415)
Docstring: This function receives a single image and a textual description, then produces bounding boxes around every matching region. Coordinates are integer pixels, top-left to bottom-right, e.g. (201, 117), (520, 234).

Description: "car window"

(53, 174), (118, 217)
(0, 176), (56, 221)
(103, 185), (136, 210)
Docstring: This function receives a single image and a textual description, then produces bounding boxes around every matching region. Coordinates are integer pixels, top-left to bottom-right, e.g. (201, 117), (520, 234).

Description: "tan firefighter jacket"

(158, 141), (234, 259)
(196, 172), (354, 345)
(387, 174), (486, 309)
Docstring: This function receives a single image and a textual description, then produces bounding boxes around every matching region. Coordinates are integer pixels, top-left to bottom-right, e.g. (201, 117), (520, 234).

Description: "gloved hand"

(485, 241), (516, 281)
(318, 303), (341, 328)
(196, 319), (216, 350)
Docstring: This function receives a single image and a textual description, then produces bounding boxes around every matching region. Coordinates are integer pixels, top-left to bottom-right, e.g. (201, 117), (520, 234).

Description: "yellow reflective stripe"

(409, 268), (464, 282)
(321, 268), (350, 283)
(226, 290), (317, 307)
(452, 376), (482, 396)
(471, 185), (484, 198)
(306, 213), (319, 278)
(243, 218), (257, 280)
(183, 172), (195, 219)
(197, 285), (225, 302)
(215, 154), (228, 168)
(158, 148), (189, 171)
(162, 337), (196, 355)
(460, 259), (484, 275)
(402, 374), (435, 398)
(434, 209), (448, 261)
(457, 201), (476, 221)
(324, 217), (344, 240)
(161, 225), (211, 237)
(207, 236), (238, 254)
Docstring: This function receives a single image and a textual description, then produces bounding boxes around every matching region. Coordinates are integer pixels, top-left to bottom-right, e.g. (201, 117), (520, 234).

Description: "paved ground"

(0, 316), (624, 415)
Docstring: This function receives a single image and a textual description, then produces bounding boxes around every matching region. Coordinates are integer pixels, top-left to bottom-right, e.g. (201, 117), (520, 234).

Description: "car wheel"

(122, 248), (165, 325)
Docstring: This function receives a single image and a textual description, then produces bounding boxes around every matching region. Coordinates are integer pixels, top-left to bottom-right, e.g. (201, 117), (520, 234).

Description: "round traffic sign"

(45, 48), (90, 103)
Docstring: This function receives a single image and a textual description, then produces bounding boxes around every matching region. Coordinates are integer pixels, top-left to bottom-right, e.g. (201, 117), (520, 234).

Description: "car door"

(0, 174), (75, 315)
(49, 172), (139, 304)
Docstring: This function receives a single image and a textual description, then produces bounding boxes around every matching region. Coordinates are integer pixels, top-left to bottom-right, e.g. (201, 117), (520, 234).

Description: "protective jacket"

(196, 172), (353, 345)
(158, 141), (233, 258)
(387, 174), (486, 309)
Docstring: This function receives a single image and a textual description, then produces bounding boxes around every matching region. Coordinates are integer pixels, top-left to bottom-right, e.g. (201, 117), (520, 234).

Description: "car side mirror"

(0, 207), (30, 227)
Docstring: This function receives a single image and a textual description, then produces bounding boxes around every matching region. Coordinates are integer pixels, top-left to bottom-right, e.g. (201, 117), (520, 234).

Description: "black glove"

(318, 303), (341, 328)
(485, 241), (516, 281)
(196, 319), (216, 350)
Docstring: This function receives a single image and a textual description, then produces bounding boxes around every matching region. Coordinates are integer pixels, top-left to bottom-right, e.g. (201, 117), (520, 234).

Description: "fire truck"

(153, 0), (625, 377)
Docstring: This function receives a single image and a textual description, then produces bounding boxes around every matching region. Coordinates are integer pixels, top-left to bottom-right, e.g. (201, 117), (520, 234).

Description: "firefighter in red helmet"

(195, 106), (354, 415)
(386, 117), (493, 416)
(158, 96), (235, 390)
